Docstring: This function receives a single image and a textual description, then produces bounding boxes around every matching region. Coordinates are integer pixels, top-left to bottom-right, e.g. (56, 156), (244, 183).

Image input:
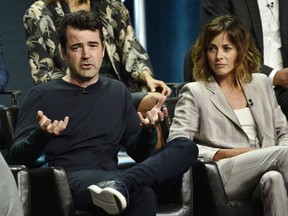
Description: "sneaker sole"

(88, 185), (127, 215)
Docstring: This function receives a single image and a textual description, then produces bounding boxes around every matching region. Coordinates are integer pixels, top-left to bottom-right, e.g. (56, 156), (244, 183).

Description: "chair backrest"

(183, 45), (195, 82)
(0, 106), (19, 149)
(160, 97), (179, 142)
(0, 90), (21, 150)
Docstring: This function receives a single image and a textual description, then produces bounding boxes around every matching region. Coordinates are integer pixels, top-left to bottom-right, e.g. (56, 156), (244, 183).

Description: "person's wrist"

(139, 70), (152, 82)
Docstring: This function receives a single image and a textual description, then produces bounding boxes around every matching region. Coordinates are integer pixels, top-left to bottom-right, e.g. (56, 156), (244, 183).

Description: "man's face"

(63, 26), (105, 84)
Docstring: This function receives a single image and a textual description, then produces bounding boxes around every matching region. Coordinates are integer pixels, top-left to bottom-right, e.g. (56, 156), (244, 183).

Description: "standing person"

(9, 11), (198, 216)
(0, 153), (24, 216)
(200, 0), (288, 118)
(168, 15), (288, 215)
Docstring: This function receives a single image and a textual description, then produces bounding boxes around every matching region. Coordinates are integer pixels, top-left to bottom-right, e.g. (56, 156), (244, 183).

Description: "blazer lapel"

(245, 0), (264, 52)
(206, 82), (242, 128)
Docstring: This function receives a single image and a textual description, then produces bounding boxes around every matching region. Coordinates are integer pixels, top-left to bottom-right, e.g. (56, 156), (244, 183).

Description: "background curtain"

(125, 0), (201, 83)
(0, 0), (35, 105)
(146, 0), (200, 82)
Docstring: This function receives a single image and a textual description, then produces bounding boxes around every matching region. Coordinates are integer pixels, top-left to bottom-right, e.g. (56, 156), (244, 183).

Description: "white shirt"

(234, 107), (260, 148)
(257, 0), (282, 83)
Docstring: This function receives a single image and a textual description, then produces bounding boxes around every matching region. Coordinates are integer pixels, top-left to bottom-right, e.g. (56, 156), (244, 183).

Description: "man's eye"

(72, 46), (80, 50)
(89, 44), (99, 48)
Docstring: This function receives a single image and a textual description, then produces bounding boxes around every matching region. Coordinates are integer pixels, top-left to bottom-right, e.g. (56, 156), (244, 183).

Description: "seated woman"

(168, 15), (288, 215)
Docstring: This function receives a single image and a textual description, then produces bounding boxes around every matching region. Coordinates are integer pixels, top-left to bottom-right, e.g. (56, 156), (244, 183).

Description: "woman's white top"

(234, 107), (260, 148)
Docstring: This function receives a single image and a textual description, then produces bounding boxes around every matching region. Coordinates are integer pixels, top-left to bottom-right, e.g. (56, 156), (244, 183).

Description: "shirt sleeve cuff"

(268, 68), (278, 87)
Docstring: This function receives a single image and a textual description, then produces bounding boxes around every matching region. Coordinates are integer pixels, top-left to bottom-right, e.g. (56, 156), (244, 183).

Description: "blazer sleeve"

(167, 83), (220, 160)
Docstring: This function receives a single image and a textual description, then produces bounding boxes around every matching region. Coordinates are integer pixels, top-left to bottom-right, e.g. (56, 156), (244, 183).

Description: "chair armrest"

(1, 90), (22, 106)
(9, 165), (31, 216)
(29, 167), (94, 216)
(193, 159), (230, 215)
(29, 167), (75, 216)
(157, 167), (193, 215)
(166, 82), (186, 97)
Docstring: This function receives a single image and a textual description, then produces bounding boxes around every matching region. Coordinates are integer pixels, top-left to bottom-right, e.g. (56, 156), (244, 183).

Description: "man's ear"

(102, 44), (105, 58)
(61, 47), (67, 61)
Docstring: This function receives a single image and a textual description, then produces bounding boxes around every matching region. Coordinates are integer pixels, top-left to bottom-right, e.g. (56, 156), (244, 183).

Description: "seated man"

(7, 11), (198, 216)
(0, 153), (24, 216)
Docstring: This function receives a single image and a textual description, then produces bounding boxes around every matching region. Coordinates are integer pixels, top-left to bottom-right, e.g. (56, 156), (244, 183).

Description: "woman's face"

(207, 32), (238, 77)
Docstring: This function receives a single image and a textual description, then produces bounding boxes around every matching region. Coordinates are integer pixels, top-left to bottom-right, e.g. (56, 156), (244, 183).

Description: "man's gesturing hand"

(37, 110), (69, 136)
(137, 95), (168, 131)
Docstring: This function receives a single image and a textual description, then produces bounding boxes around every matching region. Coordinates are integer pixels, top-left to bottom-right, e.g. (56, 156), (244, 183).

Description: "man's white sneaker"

(88, 180), (129, 215)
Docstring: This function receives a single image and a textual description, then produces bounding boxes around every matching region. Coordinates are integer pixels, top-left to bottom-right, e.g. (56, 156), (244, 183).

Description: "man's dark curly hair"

(57, 10), (103, 51)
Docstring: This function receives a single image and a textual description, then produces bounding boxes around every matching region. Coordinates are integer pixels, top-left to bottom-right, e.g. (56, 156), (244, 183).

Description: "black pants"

(67, 137), (198, 216)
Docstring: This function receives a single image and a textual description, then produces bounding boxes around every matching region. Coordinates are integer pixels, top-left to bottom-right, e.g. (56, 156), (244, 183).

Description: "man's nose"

(82, 47), (91, 59)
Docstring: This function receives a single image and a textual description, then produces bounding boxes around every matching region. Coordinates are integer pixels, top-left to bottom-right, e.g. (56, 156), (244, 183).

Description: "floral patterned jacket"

(23, 0), (153, 92)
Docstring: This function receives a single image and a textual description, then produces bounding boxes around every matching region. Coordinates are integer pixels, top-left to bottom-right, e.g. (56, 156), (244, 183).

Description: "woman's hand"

(139, 70), (172, 96)
(213, 147), (256, 161)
